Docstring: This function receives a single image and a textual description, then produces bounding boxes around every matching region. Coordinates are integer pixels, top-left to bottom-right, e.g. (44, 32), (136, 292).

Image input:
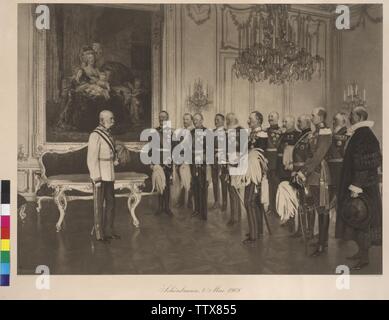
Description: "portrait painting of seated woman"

(45, 4), (154, 142)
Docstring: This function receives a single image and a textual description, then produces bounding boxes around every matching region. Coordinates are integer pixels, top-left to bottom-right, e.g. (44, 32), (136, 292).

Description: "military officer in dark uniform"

(265, 111), (283, 215)
(294, 108), (332, 257)
(277, 115), (300, 182)
(211, 114), (228, 211)
(328, 113), (348, 226)
(243, 111), (268, 243)
(291, 114), (313, 238)
(225, 113), (244, 226)
(154, 111), (174, 215)
(191, 113), (210, 220)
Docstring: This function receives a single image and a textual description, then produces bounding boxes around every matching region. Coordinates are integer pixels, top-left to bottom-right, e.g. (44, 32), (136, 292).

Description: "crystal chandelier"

(232, 5), (324, 85)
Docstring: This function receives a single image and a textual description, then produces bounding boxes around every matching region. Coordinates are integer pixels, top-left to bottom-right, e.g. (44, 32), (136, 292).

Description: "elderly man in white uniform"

(87, 110), (120, 242)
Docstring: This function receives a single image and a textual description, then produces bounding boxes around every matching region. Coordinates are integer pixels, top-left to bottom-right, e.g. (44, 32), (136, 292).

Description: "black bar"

(0, 300), (384, 317)
(1, 180), (10, 204)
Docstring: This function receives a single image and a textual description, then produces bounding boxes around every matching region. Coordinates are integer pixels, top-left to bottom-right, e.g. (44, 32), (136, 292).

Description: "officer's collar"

(227, 124), (239, 129)
(215, 126), (225, 131)
(251, 126), (262, 133)
(97, 125), (111, 133)
(347, 120), (374, 135)
(194, 125), (205, 130)
(157, 124), (172, 130)
(333, 125), (346, 134)
(285, 127), (296, 133)
(270, 124), (279, 129)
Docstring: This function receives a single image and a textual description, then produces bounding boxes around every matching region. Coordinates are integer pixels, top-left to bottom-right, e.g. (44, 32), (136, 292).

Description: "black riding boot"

(244, 189), (257, 242)
(291, 213), (305, 238)
(256, 204), (263, 237)
(307, 207), (316, 239)
(155, 195), (164, 215)
(164, 188), (173, 215)
(311, 213), (329, 257)
(323, 213), (330, 247)
(161, 194), (166, 214)
(351, 231), (370, 270)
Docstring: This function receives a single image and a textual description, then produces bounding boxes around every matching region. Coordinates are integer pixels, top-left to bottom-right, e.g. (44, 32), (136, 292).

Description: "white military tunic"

(87, 125), (116, 182)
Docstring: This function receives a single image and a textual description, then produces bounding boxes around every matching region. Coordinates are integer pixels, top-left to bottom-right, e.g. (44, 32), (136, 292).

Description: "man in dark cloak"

(336, 106), (382, 270)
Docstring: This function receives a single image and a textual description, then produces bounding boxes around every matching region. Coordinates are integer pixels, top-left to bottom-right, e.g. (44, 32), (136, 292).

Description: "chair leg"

(18, 204), (27, 222)
(54, 187), (68, 232)
(127, 185), (141, 228)
(36, 198), (42, 213)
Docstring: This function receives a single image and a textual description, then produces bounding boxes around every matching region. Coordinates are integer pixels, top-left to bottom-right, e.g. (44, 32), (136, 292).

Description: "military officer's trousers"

(308, 186), (332, 247)
(158, 165), (172, 213)
(211, 164), (228, 209)
(244, 182), (263, 239)
(191, 165), (208, 220)
(93, 181), (115, 240)
(228, 184), (242, 222)
(267, 169), (279, 213)
(329, 161), (344, 238)
(277, 156), (292, 182)
(176, 187), (193, 208)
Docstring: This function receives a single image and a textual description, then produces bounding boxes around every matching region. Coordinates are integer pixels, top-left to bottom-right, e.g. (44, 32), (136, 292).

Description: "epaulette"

(257, 131), (268, 138)
(319, 128), (332, 135)
(334, 134), (348, 141)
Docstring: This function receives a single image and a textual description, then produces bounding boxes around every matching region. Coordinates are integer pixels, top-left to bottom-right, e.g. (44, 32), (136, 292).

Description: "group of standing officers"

(87, 105), (381, 271)
(150, 105), (381, 270)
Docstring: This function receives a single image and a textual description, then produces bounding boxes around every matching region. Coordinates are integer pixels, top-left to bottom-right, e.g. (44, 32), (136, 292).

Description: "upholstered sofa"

(35, 145), (152, 232)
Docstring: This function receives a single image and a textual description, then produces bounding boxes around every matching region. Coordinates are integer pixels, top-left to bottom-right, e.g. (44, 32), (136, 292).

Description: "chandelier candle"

(343, 81), (367, 110)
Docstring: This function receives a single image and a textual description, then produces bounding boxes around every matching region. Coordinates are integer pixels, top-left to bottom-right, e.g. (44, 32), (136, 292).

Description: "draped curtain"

(45, 4), (61, 103)
(46, 4), (103, 103)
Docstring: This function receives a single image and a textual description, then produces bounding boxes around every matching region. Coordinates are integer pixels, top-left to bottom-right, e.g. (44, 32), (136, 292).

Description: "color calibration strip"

(0, 180), (10, 286)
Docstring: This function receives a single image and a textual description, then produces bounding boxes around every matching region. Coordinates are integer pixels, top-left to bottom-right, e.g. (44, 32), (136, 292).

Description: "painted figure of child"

(129, 78), (143, 123)
(83, 71), (111, 100)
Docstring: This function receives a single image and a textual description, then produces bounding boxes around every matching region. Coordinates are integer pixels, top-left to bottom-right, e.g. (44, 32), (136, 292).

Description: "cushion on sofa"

(41, 145), (151, 178)
(38, 145), (153, 195)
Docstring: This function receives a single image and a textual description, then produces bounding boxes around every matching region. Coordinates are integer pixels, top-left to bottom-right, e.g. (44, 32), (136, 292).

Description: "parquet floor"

(17, 194), (382, 275)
